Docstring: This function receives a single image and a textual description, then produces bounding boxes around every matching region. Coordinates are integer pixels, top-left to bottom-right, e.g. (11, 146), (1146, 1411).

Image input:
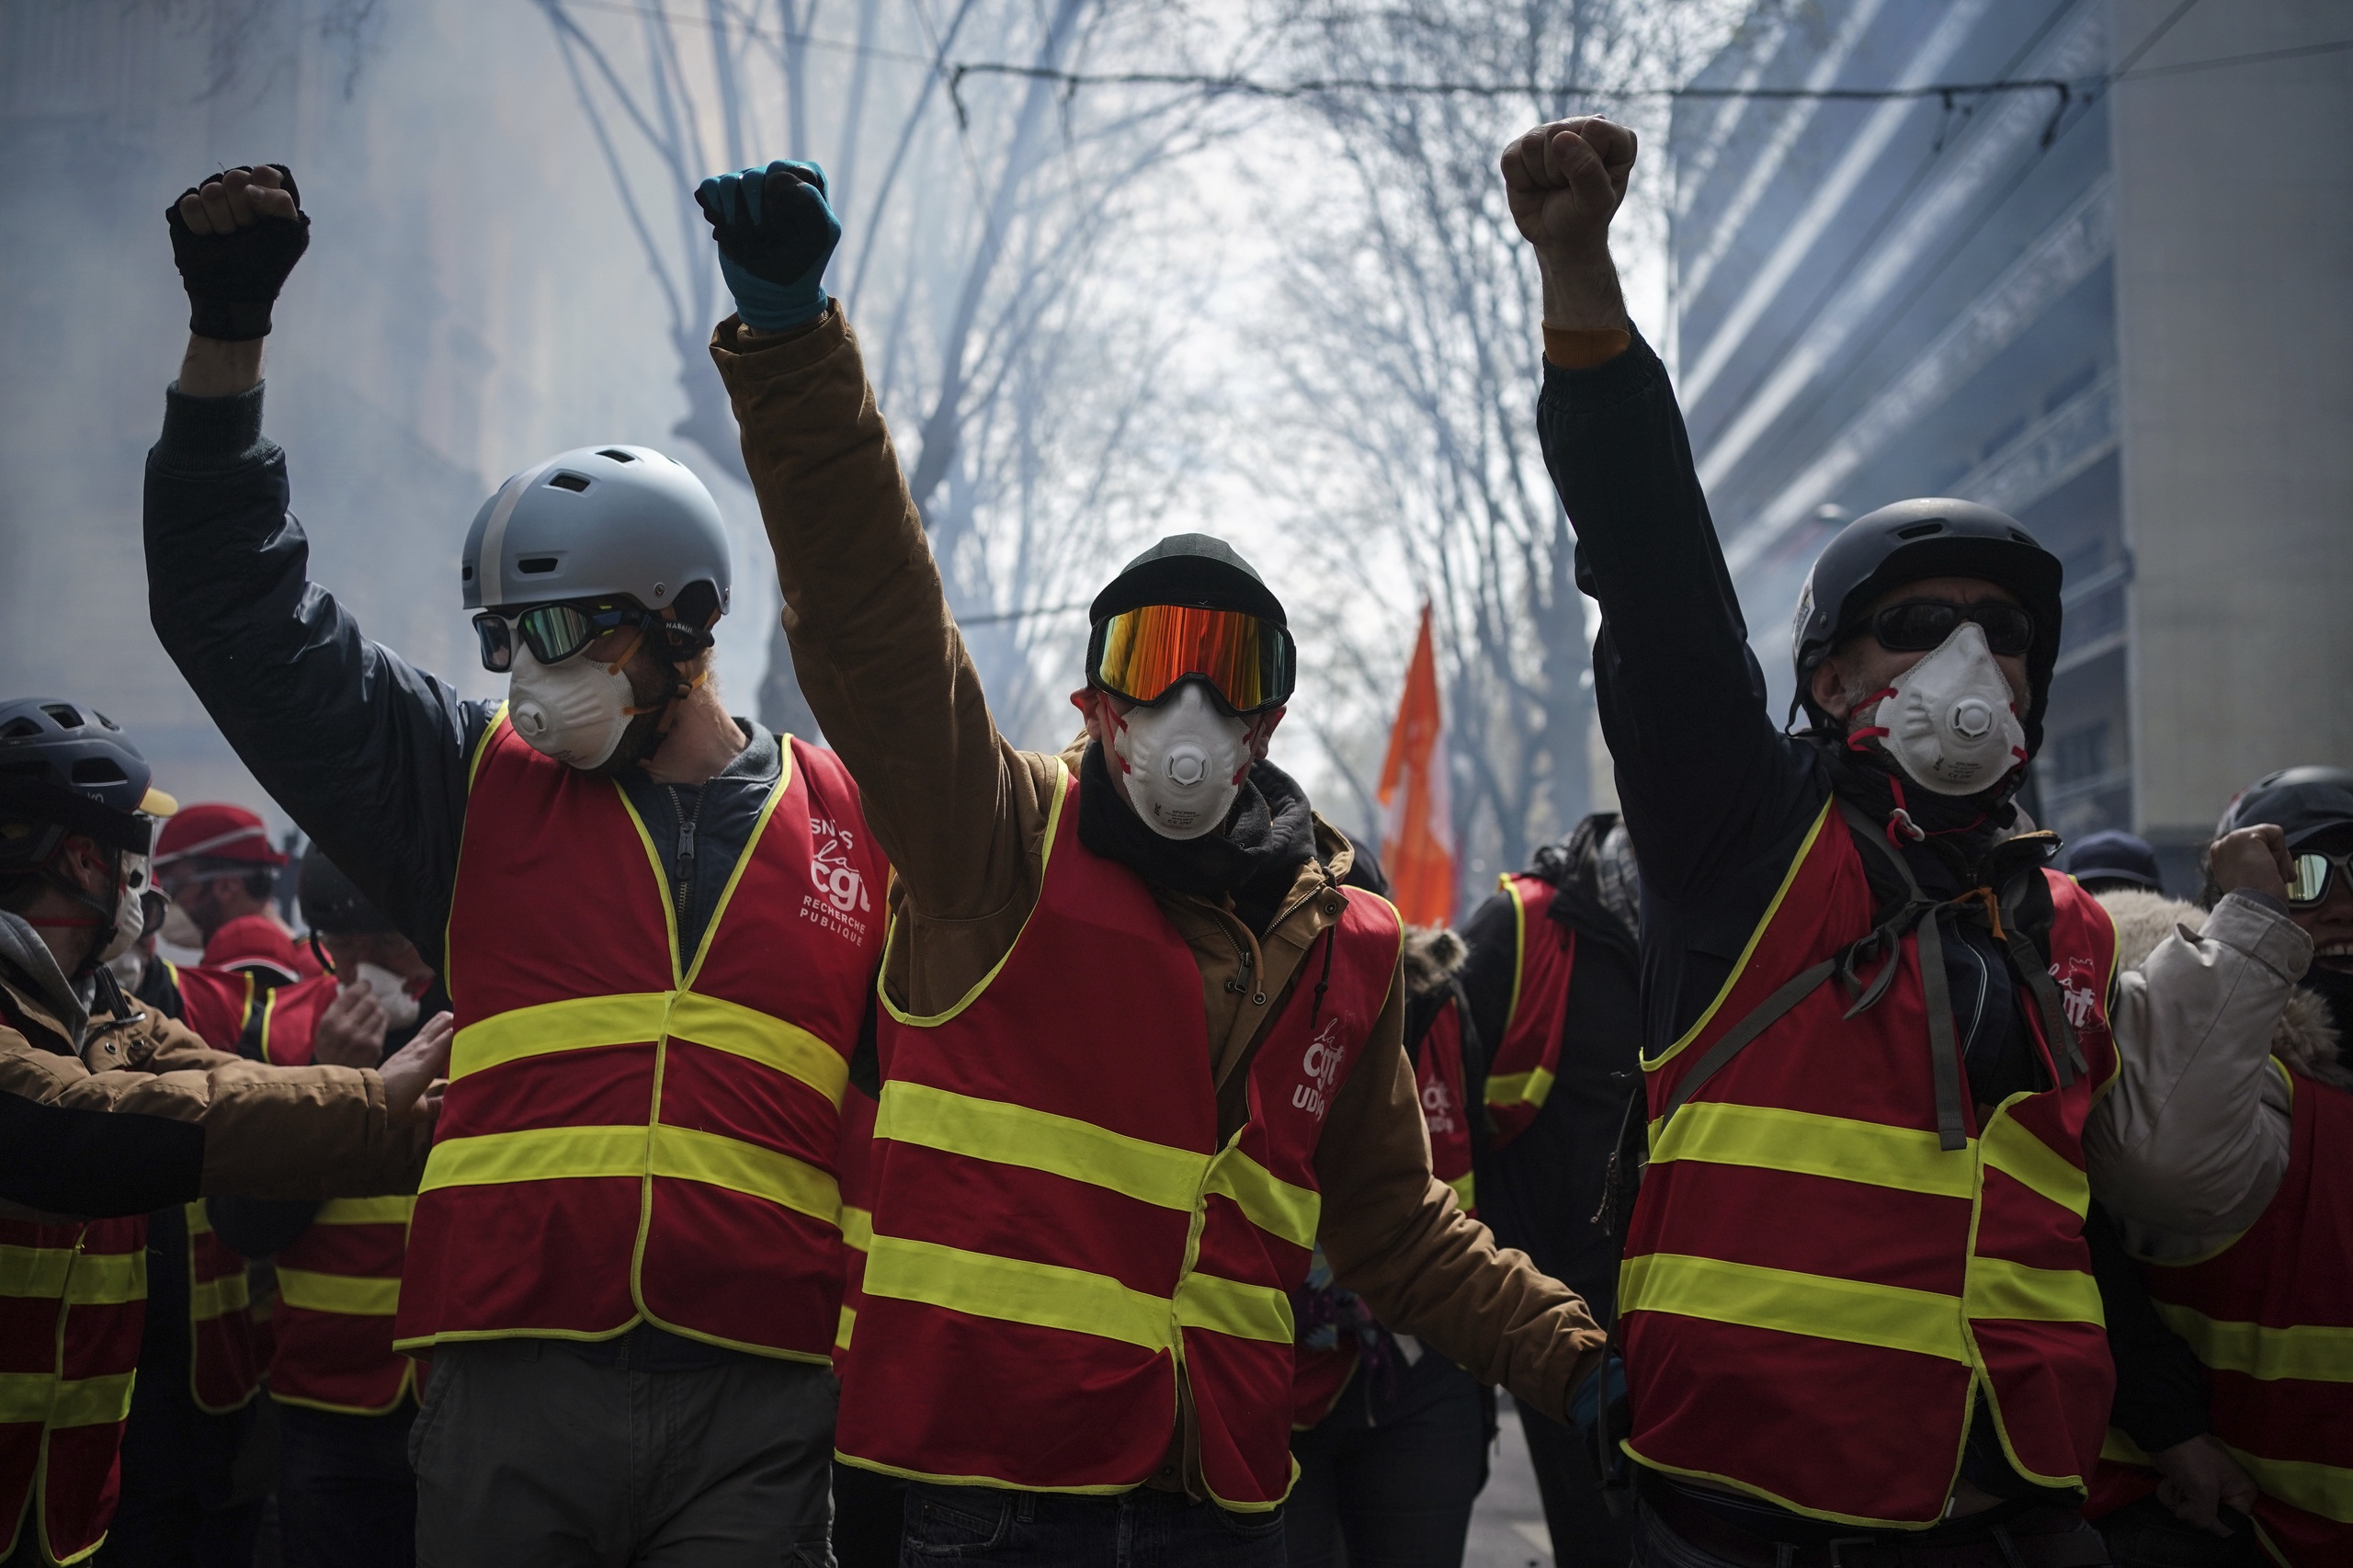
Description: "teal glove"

(695, 161), (839, 332)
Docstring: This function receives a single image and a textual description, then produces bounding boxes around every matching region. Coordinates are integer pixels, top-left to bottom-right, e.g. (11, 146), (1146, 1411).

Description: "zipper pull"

(677, 817), (696, 881)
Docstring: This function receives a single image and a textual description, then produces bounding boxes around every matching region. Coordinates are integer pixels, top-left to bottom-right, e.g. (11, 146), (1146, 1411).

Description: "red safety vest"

(1487, 874), (1574, 1147)
(182, 1206), (260, 1416)
(396, 717), (886, 1360)
(2097, 1064), (2352, 1567)
(0, 1217), (145, 1566)
(836, 765), (1404, 1508)
(163, 963), (258, 1053)
(1415, 995), (1476, 1214)
(832, 1085), (879, 1372)
(248, 975), (422, 1415)
(1620, 801), (2120, 1529)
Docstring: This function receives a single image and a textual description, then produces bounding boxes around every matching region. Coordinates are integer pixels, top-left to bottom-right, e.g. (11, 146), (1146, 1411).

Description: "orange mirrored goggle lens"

(1090, 604), (1295, 713)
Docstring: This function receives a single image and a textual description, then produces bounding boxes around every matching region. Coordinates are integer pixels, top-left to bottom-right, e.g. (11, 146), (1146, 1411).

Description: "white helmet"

(460, 445), (731, 618)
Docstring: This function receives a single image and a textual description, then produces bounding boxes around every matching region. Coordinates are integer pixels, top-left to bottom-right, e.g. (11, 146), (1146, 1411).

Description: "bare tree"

(534, 0), (1249, 747)
(1255, 0), (1745, 897)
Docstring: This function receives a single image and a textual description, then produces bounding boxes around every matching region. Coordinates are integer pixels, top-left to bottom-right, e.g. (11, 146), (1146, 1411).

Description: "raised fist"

(165, 165), (310, 341)
(695, 160), (840, 332)
(2209, 823), (2294, 904)
(1501, 117), (1637, 262)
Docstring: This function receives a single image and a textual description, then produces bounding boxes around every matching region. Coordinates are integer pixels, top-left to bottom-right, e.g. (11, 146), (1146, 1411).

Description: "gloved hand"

(165, 165), (311, 341)
(695, 160), (840, 332)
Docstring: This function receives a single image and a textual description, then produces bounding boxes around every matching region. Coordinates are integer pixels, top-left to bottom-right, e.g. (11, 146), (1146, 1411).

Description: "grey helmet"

(460, 445), (732, 618)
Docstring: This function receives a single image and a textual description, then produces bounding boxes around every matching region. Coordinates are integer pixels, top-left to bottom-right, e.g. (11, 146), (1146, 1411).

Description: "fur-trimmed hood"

(2098, 889), (2348, 1091)
(1402, 925), (1466, 1000)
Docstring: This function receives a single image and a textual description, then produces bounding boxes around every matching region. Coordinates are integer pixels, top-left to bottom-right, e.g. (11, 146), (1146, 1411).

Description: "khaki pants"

(410, 1338), (836, 1568)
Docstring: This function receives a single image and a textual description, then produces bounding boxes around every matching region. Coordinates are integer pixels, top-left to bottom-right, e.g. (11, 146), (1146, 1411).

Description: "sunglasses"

(472, 600), (648, 674)
(1088, 603), (1296, 716)
(2287, 848), (2353, 907)
(1868, 599), (2037, 658)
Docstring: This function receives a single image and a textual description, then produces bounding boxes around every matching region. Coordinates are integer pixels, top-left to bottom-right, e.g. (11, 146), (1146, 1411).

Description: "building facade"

(1667, 0), (2352, 885)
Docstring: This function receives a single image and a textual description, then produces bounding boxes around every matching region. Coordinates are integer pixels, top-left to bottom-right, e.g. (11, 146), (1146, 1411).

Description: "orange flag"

(1377, 603), (1456, 926)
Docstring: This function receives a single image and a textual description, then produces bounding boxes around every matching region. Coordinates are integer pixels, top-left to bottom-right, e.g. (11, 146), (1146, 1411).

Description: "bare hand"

(175, 165), (297, 236)
(2151, 1434), (2260, 1536)
(379, 1011), (454, 1119)
(1501, 117), (1637, 263)
(312, 982), (390, 1069)
(2210, 824), (2293, 903)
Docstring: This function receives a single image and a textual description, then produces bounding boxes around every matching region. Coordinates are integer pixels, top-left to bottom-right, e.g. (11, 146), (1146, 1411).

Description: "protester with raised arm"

(1505, 116), (2313, 1568)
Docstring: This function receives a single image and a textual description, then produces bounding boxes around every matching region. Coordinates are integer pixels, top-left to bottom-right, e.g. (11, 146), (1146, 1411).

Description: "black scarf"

(1809, 729), (2021, 885)
(1077, 743), (1317, 937)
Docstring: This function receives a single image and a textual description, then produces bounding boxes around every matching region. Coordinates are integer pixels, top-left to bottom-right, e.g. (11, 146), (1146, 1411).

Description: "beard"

(587, 654), (688, 777)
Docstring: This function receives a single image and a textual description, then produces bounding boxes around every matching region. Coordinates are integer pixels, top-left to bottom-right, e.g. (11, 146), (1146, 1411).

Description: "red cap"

(153, 802), (286, 869)
(201, 913), (318, 983)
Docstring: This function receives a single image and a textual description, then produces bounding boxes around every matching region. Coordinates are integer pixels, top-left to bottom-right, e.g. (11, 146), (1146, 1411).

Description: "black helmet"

(1790, 499), (2064, 752)
(1089, 534), (1287, 626)
(0, 698), (177, 872)
(2215, 766), (2353, 848)
(298, 849), (395, 935)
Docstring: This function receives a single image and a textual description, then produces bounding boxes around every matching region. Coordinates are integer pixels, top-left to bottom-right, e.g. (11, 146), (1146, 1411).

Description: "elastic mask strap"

(1838, 801), (1967, 1151)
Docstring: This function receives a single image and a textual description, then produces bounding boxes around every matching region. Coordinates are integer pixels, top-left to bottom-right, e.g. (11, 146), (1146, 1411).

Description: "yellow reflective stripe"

(650, 1124), (839, 1223)
(421, 1124), (648, 1190)
(421, 1123), (836, 1221)
(1485, 1065), (1557, 1111)
(185, 1201), (213, 1234)
(1620, 1252), (1968, 1363)
(841, 1206), (873, 1254)
(1981, 1115), (2088, 1216)
(2154, 1302), (2353, 1384)
(878, 1081), (1205, 1211)
(883, 758), (1072, 1028)
(1501, 875), (1531, 1035)
(278, 1267), (401, 1316)
(1174, 1273), (1293, 1344)
(315, 1196), (415, 1226)
(188, 1271), (249, 1323)
(0, 1372), (138, 1430)
(1650, 801), (1835, 1071)
(2227, 1446), (2353, 1525)
(0, 1244), (144, 1307)
(2101, 1427), (2153, 1466)
(1647, 1102), (1979, 1199)
(667, 992), (847, 1107)
(0, 1244), (74, 1299)
(451, 994), (666, 1080)
(1968, 1256), (2102, 1325)
(612, 786), (685, 983)
(863, 1234), (1172, 1352)
(835, 1303), (856, 1350)
(1447, 1171), (1477, 1209)
(1203, 1152), (1319, 1251)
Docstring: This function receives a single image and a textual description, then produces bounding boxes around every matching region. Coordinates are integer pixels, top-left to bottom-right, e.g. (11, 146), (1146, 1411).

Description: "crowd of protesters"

(0, 115), (2342, 1568)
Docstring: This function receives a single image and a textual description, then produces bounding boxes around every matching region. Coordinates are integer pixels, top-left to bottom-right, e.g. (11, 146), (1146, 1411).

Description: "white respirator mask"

(351, 960), (423, 1030)
(507, 644), (643, 770)
(1112, 682), (1255, 840)
(1863, 620), (2029, 797)
(96, 855), (149, 968)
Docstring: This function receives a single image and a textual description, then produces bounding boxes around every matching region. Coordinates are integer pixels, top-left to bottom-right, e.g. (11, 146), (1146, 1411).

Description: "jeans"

(898, 1482), (1283, 1567)
(94, 1386), (263, 1568)
(1631, 1494), (2113, 1567)
(835, 1460), (908, 1568)
(409, 1337), (838, 1568)
(1287, 1351), (1490, 1568)
(275, 1400), (416, 1568)
(1518, 1398), (1634, 1568)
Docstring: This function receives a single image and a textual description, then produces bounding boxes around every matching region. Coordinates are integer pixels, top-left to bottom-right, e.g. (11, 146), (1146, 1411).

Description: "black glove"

(165, 165), (312, 341)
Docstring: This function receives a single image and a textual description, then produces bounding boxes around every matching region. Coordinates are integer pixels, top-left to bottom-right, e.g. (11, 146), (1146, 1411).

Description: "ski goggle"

(2286, 848), (2353, 906)
(1087, 604), (1296, 715)
(472, 600), (645, 673)
(1868, 599), (2037, 658)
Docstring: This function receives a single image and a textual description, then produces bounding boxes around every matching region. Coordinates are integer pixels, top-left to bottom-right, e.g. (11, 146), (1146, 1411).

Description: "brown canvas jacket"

(0, 966), (431, 1221)
(710, 308), (1605, 1470)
